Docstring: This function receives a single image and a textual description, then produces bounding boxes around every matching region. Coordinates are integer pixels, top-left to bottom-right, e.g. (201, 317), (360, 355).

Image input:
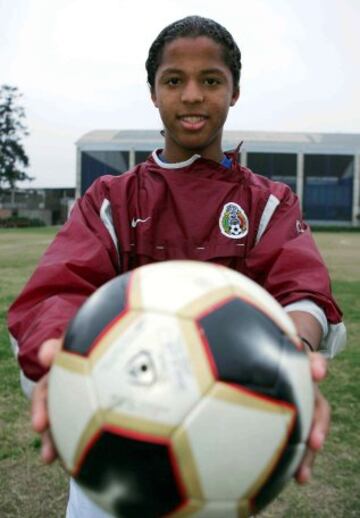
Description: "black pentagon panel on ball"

(77, 429), (185, 518)
(198, 297), (303, 404)
(64, 272), (131, 355)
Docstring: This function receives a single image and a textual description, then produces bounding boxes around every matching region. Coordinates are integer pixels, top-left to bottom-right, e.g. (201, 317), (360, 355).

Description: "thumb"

(38, 337), (63, 368)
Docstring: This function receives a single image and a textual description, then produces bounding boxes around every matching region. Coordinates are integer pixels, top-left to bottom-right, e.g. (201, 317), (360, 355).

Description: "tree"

(0, 84), (32, 192)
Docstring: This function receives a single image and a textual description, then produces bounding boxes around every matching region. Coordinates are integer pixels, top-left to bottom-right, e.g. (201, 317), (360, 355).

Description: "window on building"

(247, 153), (297, 192)
(135, 151), (152, 164)
(304, 154), (353, 221)
(81, 151), (129, 193)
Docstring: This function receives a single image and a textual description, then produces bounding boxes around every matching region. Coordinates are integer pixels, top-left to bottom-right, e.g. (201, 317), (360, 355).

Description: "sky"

(1, 0), (360, 188)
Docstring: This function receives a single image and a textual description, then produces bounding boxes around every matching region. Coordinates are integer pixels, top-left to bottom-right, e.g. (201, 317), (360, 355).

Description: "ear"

(230, 87), (240, 107)
(151, 89), (158, 108)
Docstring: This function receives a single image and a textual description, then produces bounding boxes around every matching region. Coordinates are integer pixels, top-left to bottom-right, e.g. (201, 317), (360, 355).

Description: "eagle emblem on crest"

(219, 202), (249, 239)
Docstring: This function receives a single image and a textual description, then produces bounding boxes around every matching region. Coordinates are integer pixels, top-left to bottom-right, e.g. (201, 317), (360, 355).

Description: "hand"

(31, 337), (63, 463)
(295, 352), (330, 484)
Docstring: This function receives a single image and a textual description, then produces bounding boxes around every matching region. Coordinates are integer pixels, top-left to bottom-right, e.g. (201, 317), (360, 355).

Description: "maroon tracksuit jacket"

(8, 152), (343, 382)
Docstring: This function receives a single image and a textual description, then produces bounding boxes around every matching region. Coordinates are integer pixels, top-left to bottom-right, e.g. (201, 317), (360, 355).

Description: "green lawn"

(0, 228), (359, 517)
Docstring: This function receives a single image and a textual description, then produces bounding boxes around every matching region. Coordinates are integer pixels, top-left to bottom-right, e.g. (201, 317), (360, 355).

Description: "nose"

(180, 80), (204, 103)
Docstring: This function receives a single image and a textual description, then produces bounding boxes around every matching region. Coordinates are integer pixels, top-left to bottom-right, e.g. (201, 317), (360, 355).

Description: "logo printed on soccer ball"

(126, 351), (157, 386)
(219, 202), (249, 239)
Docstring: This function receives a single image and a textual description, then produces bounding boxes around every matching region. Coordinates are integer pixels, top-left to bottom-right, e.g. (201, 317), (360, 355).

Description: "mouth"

(178, 114), (208, 131)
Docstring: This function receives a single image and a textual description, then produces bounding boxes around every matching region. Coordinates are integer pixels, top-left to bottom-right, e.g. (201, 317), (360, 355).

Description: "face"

(151, 36), (239, 163)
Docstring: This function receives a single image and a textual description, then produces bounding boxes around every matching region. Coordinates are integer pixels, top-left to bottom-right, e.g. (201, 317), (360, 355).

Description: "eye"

(204, 77), (221, 86)
(165, 77), (181, 86)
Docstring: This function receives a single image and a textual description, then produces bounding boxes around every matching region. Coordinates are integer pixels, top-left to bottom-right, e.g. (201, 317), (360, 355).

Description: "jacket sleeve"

(7, 178), (120, 385)
(244, 186), (346, 357)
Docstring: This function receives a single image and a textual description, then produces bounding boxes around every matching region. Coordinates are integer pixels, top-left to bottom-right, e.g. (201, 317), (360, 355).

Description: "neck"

(162, 134), (224, 164)
(162, 150), (224, 164)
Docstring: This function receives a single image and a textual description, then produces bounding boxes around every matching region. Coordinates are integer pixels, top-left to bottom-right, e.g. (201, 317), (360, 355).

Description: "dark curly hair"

(146, 16), (241, 93)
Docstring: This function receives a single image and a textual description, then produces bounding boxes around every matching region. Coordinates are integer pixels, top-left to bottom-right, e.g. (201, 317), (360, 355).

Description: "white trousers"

(66, 479), (113, 518)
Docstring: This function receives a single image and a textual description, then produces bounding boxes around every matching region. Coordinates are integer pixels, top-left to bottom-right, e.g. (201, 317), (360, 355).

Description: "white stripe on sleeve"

(9, 333), (36, 398)
(255, 194), (280, 245)
(284, 299), (346, 358)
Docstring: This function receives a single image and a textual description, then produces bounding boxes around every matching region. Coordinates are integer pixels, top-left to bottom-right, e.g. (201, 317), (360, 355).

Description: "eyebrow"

(158, 68), (182, 75)
(159, 67), (227, 76)
(200, 68), (227, 75)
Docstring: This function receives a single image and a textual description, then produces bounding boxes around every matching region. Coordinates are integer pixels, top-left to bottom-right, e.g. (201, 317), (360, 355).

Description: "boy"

(8, 15), (346, 517)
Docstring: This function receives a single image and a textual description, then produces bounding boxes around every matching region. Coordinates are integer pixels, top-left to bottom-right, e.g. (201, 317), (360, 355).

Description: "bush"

(0, 216), (46, 228)
(311, 225), (360, 232)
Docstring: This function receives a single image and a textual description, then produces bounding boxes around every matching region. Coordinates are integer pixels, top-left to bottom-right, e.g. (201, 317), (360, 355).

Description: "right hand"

(295, 352), (330, 484)
(31, 337), (63, 463)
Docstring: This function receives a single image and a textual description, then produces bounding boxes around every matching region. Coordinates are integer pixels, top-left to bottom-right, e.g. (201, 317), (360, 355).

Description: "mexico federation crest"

(219, 202), (249, 239)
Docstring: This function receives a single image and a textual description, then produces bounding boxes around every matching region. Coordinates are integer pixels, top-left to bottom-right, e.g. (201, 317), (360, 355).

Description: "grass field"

(0, 227), (359, 517)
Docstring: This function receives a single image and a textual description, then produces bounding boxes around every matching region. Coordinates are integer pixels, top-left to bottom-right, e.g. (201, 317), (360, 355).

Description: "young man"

(8, 15), (346, 518)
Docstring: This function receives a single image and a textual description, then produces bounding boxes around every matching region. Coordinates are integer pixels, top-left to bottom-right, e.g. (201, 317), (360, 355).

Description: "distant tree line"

(0, 84), (32, 193)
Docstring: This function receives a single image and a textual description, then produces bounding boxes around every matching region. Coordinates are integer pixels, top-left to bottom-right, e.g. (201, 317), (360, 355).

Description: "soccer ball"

(48, 260), (313, 517)
(229, 222), (242, 236)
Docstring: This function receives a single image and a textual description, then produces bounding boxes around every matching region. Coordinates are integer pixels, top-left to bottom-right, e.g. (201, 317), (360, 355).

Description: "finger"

(295, 448), (314, 484)
(295, 386), (330, 484)
(31, 375), (49, 433)
(308, 386), (331, 450)
(41, 429), (58, 464)
(38, 337), (63, 368)
(308, 352), (327, 382)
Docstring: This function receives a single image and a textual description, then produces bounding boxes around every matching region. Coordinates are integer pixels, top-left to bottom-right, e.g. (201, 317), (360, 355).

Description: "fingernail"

(315, 431), (325, 449)
(302, 467), (311, 483)
(42, 442), (50, 462)
(319, 363), (326, 378)
(32, 412), (39, 429)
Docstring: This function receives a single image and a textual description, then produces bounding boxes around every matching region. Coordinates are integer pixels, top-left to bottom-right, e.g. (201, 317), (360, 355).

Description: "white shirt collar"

(152, 149), (201, 169)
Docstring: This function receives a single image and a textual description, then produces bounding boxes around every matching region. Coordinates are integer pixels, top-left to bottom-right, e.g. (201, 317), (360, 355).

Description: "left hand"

(32, 337), (63, 464)
(295, 352), (330, 484)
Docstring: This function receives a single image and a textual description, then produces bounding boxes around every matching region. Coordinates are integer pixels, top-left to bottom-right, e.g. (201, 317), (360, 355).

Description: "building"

(0, 187), (75, 225)
(76, 130), (360, 226)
